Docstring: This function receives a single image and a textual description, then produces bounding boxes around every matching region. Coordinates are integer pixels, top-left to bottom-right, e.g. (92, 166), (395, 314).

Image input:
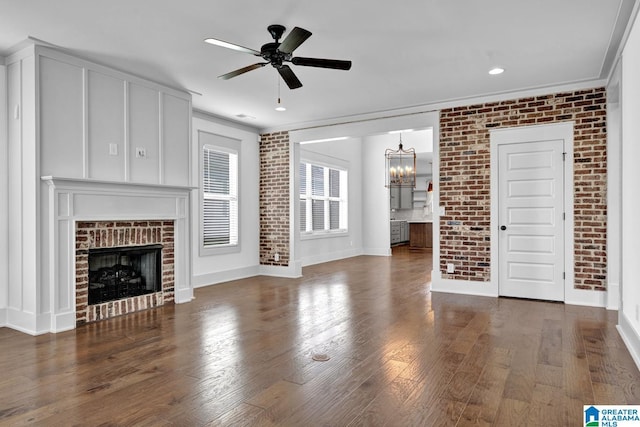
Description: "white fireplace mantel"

(40, 176), (195, 333)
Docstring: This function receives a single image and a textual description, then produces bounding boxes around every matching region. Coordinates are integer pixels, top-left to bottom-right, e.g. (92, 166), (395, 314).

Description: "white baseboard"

(565, 287), (607, 308)
(301, 248), (364, 267)
(259, 263), (303, 278)
(51, 311), (76, 333)
(0, 307), (6, 328)
(431, 272), (610, 309)
(5, 308), (50, 335)
(430, 272), (499, 297)
(363, 247), (392, 257)
(174, 287), (194, 304)
(617, 311), (640, 372)
(193, 265), (260, 288)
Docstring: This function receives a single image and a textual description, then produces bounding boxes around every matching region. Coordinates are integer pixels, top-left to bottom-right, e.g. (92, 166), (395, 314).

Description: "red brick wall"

(75, 220), (175, 324)
(439, 88), (607, 290)
(259, 131), (290, 266)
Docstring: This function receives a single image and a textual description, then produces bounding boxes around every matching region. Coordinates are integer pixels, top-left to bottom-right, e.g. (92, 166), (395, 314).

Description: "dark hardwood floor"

(0, 247), (639, 426)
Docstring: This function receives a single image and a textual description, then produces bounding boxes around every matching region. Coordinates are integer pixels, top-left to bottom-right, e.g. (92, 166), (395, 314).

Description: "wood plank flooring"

(1, 247), (639, 426)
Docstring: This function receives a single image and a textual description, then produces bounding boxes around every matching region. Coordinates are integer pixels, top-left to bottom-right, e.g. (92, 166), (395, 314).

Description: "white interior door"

(498, 139), (565, 301)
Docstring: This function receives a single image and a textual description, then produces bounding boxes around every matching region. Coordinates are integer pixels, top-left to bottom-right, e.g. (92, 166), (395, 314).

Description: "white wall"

(619, 10), (640, 369)
(299, 138), (364, 266)
(362, 133), (394, 255)
(191, 112), (261, 287)
(0, 61), (8, 323)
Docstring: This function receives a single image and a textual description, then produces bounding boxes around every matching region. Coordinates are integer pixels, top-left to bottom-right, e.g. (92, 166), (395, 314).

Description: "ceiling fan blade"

(291, 57), (352, 70)
(204, 38), (261, 56)
(278, 27), (312, 54)
(278, 65), (303, 89)
(218, 63), (267, 80)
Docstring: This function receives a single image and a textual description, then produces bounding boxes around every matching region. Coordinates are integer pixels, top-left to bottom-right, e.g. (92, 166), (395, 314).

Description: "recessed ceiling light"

(489, 67), (505, 75)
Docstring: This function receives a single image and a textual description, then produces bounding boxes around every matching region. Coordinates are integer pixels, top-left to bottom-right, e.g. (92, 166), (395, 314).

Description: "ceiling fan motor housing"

(260, 42), (290, 67)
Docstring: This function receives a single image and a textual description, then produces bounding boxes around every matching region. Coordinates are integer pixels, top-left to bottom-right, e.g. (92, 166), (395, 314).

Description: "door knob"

(500, 225), (507, 231)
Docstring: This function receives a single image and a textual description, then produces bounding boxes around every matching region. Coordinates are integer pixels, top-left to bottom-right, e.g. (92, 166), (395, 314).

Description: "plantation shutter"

(329, 169), (340, 230)
(299, 160), (347, 234)
(300, 163), (307, 231)
(311, 165), (325, 230)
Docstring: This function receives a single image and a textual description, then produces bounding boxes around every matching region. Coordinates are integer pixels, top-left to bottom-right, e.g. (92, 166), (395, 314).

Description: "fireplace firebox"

(88, 244), (162, 305)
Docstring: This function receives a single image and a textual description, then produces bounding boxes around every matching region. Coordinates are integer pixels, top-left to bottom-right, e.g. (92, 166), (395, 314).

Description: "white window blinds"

(202, 145), (238, 247)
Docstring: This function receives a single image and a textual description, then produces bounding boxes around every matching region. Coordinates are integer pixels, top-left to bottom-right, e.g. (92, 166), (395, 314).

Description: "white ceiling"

(1, 0), (637, 131)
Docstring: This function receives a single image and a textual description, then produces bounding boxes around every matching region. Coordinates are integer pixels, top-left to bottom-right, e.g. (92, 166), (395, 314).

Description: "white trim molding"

(431, 271), (499, 298)
(259, 263), (303, 279)
(618, 311), (640, 372)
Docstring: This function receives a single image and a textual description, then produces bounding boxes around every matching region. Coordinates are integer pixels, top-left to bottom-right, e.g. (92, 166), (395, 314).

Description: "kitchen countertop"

(407, 220), (433, 223)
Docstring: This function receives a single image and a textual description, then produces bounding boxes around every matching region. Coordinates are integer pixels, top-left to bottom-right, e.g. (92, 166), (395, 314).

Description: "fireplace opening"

(88, 244), (162, 305)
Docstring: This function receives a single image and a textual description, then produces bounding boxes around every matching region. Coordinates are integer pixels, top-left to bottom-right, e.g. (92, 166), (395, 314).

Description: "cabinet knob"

(500, 225), (507, 231)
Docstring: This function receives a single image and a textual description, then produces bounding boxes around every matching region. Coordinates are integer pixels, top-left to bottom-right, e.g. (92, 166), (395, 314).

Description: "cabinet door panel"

(88, 70), (125, 181)
(162, 93), (190, 186)
(400, 187), (412, 209)
(40, 57), (84, 177)
(129, 83), (160, 183)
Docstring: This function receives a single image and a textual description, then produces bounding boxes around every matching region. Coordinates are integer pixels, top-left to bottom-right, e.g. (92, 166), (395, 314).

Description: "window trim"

(199, 131), (241, 256)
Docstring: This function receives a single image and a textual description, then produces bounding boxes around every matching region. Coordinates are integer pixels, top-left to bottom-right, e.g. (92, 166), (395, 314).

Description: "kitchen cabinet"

(400, 221), (409, 242)
(390, 221), (409, 245)
(390, 187), (413, 210)
(409, 222), (433, 249)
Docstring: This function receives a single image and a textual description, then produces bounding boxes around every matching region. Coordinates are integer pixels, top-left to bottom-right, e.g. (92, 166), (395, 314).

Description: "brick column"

(259, 131), (290, 266)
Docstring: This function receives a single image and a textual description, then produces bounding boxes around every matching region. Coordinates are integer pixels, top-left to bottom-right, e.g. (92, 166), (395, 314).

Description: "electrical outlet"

(136, 147), (146, 158)
(447, 263), (455, 273)
(274, 253), (280, 262)
(109, 143), (118, 156)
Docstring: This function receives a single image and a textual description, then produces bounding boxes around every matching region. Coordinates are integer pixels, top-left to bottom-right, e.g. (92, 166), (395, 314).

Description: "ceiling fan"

(204, 24), (352, 89)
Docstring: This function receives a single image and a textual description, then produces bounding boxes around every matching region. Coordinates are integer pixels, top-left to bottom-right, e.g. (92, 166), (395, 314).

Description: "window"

(300, 161), (348, 235)
(202, 144), (238, 248)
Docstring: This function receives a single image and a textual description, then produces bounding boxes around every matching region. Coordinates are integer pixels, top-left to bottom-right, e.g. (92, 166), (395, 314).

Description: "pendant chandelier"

(385, 134), (416, 188)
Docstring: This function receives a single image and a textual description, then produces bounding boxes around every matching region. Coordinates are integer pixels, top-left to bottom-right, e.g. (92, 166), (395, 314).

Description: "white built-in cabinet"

(38, 48), (191, 186)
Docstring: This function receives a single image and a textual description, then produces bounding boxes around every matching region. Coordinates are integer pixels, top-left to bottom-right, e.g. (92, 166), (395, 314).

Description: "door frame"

(490, 122), (574, 301)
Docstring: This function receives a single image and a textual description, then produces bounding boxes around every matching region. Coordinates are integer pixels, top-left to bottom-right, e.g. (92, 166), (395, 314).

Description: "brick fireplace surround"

(75, 220), (175, 325)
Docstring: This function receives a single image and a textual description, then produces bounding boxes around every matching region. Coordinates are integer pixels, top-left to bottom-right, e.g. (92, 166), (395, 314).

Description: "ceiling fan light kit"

(204, 24), (352, 90)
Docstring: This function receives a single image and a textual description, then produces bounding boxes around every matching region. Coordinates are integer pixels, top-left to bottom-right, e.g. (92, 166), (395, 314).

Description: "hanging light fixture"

(385, 134), (416, 188)
(275, 76), (286, 111)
